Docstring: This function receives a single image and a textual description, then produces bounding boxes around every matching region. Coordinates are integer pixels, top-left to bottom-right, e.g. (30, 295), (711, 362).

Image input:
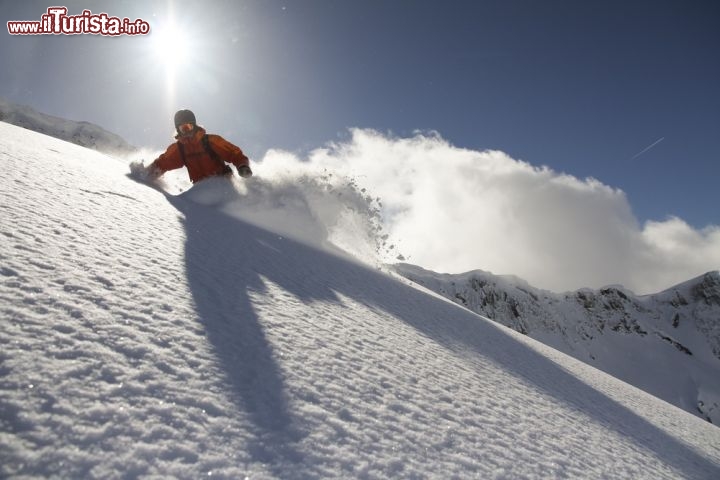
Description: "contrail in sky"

(631, 137), (665, 159)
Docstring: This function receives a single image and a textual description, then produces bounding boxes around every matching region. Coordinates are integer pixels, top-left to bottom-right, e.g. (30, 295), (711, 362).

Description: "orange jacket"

(148, 127), (250, 183)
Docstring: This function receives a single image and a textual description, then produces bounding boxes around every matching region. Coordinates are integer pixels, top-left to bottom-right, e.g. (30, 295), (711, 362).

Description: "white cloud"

(635, 218), (720, 292)
(259, 129), (720, 294)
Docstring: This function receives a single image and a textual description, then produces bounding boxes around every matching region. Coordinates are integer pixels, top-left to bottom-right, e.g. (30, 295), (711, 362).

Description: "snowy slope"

(393, 264), (720, 425)
(0, 98), (137, 155)
(1, 120), (719, 479)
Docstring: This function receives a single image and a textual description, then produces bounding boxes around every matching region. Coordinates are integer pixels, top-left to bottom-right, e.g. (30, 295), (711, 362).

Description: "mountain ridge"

(0, 97), (137, 155)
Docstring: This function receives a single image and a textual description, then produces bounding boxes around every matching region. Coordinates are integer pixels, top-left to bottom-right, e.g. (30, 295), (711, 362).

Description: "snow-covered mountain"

(1, 120), (719, 478)
(394, 264), (720, 425)
(0, 98), (137, 155)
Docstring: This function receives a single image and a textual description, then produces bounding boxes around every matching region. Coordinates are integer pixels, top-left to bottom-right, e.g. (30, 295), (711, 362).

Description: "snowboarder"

(144, 109), (253, 183)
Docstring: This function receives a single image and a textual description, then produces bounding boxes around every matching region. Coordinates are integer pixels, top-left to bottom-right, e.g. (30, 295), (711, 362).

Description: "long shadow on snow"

(167, 189), (718, 478)
(165, 192), (301, 470)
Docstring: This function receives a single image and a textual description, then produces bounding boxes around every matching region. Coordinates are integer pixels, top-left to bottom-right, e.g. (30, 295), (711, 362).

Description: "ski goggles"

(177, 123), (195, 134)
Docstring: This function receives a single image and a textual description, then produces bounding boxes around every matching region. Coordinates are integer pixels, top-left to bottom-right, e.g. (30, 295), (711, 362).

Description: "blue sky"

(2, 0), (718, 231)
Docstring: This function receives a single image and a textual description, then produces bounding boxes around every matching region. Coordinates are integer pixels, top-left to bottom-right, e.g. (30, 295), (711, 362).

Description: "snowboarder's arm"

(207, 135), (250, 169)
(147, 143), (184, 178)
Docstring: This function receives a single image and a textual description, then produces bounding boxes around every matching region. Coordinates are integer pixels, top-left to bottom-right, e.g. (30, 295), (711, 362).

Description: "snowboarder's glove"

(146, 164), (162, 180)
(237, 165), (253, 178)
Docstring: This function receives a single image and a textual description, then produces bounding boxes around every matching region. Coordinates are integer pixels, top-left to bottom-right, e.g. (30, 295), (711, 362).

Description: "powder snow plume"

(130, 151), (400, 268)
(128, 127), (720, 295)
(258, 129), (720, 294)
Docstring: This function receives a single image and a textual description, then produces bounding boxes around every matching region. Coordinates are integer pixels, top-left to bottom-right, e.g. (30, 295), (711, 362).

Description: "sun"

(149, 19), (196, 106)
(151, 22), (191, 71)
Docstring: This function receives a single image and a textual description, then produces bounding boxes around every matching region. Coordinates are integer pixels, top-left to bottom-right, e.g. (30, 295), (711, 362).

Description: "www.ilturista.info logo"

(7, 7), (150, 36)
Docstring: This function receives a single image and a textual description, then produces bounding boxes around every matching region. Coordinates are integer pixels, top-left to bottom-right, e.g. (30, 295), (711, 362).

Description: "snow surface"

(1, 120), (720, 479)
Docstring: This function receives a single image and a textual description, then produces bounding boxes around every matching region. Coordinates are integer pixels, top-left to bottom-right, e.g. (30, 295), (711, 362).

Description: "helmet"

(174, 109), (196, 128)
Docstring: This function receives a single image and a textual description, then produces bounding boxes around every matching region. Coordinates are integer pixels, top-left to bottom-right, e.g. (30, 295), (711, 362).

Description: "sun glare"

(152, 23), (190, 71)
(150, 19), (196, 107)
